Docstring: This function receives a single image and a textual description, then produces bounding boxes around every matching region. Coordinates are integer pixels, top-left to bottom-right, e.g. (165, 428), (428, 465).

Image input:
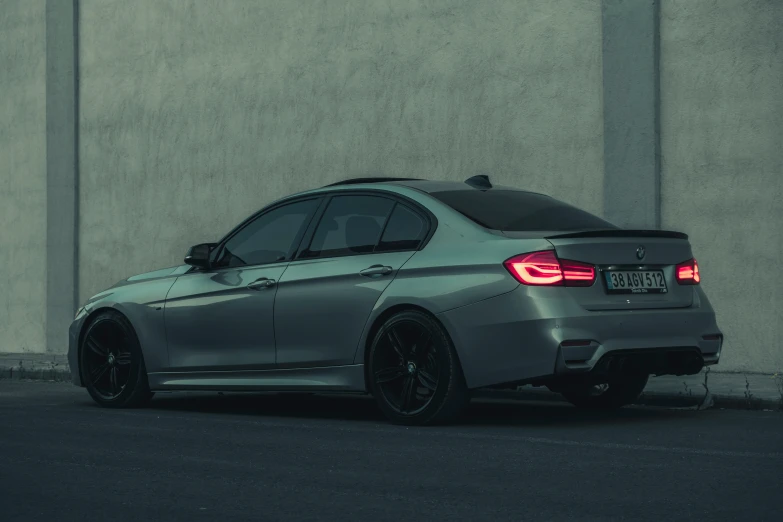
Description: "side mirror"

(184, 243), (216, 269)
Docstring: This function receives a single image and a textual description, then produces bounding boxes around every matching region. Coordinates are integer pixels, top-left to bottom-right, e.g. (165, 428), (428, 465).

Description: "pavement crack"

(698, 367), (713, 410)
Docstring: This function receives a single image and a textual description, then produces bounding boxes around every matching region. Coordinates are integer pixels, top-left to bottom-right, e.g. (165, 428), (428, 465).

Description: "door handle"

(360, 265), (393, 277)
(247, 278), (276, 290)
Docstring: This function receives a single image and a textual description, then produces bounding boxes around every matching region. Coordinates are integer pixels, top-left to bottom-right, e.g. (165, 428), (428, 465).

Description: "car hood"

(113, 265), (191, 287)
(77, 264), (193, 319)
(81, 264), (192, 309)
(87, 264), (190, 298)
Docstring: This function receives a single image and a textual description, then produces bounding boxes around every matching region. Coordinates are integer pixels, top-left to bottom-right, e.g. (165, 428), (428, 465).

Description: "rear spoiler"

(545, 229), (689, 240)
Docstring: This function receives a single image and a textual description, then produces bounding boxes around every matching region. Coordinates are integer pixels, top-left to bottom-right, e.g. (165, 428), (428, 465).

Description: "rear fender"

(350, 258), (520, 372)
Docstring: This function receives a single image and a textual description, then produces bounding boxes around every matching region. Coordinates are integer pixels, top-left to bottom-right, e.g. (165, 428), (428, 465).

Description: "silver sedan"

(68, 176), (722, 425)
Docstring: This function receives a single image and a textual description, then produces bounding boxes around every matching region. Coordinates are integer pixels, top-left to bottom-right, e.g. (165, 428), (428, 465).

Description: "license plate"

(604, 270), (667, 294)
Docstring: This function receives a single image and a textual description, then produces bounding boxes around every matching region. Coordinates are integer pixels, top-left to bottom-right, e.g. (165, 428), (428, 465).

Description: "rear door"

(273, 193), (430, 368)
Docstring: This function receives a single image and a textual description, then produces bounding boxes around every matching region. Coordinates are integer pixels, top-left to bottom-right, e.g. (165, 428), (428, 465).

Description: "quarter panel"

(349, 212), (555, 366)
(352, 264), (520, 367)
(369, 264), (517, 315)
(380, 219), (554, 314)
(436, 285), (567, 388)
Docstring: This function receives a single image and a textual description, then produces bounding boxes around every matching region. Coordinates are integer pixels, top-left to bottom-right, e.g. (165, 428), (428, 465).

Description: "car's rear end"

(508, 230), (721, 378)
(408, 182), (723, 394)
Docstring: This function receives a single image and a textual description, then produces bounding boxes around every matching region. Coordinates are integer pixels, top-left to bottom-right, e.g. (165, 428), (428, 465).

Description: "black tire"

(559, 374), (649, 409)
(79, 310), (154, 408)
(367, 310), (469, 426)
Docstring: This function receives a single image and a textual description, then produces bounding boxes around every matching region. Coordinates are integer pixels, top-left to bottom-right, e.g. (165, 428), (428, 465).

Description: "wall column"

(601, 0), (660, 229)
(45, 0), (79, 353)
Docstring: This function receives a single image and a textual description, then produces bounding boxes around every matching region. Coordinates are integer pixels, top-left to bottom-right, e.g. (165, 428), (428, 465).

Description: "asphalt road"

(1, 381), (781, 522)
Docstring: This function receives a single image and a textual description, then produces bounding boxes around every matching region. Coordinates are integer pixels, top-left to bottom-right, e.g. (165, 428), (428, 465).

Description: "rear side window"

(376, 204), (427, 252)
(302, 195), (395, 258)
(429, 189), (616, 232)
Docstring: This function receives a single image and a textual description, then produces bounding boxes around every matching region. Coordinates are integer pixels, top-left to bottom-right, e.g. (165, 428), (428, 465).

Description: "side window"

(376, 204), (428, 252)
(303, 195), (395, 258)
(214, 199), (319, 268)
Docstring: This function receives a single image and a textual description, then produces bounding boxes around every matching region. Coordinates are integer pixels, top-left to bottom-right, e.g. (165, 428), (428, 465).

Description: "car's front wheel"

(79, 310), (154, 408)
(558, 373), (649, 409)
(368, 310), (469, 426)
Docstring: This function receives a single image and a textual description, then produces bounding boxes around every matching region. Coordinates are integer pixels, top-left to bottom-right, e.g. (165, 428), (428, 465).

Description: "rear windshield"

(430, 189), (617, 232)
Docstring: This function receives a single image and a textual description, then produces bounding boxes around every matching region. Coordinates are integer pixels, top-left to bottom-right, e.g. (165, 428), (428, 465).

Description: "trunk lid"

(542, 229), (695, 311)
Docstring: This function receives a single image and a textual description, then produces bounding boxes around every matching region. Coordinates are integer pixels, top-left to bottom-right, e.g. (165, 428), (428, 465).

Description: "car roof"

(323, 177), (469, 193)
(393, 179), (484, 193)
(275, 177), (553, 212)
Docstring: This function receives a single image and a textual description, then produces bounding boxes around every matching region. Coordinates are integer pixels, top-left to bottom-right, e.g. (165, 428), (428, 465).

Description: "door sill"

(147, 364), (366, 392)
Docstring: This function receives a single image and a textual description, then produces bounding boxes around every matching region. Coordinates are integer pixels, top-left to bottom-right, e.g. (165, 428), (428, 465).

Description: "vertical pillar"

(601, 0), (661, 229)
(45, 0), (78, 353)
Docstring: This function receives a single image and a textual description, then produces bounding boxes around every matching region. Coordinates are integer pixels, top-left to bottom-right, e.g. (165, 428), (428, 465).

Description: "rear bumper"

(552, 346), (713, 386)
(437, 285), (722, 389)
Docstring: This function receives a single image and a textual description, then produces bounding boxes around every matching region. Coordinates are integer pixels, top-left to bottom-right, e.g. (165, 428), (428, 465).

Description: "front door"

(274, 194), (430, 368)
(164, 197), (322, 371)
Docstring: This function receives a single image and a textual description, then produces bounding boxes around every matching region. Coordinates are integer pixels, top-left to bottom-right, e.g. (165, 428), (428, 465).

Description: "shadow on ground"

(130, 391), (694, 427)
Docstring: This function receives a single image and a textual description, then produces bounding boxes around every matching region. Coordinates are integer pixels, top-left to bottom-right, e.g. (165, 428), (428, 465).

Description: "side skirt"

(147, 364), (367, 393)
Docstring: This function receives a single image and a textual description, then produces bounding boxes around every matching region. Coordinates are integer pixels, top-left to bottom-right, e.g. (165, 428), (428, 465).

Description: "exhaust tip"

(684, 355), (704, 375)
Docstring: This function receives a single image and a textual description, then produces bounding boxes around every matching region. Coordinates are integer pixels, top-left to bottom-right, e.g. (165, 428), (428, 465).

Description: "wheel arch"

(76, 306), (140, 386)
(360, 303), (457, 393)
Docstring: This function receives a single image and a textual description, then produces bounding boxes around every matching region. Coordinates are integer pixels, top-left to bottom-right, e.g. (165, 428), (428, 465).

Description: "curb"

(474, 388), (783, 411)
(2, 367), (780, 411)
(1, 367), (73, 383)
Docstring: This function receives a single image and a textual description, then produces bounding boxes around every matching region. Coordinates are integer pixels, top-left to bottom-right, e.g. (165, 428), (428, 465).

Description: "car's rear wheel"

(368, 310), (468, 426)
(80, 310), (154, 408)
(558, 373), (649, 409)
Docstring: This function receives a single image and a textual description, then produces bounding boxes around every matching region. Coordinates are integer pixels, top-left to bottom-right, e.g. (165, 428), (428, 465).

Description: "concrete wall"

(660, 0), (783, 372)
(77, 0), (605, 301)
(0, 1), (47, 353)
(5, 0), (780, 373)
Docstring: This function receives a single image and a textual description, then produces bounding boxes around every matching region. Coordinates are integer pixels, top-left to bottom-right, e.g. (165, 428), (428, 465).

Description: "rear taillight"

(676, 258), (700, 285)
(560, 259), (596, 286)
(503, 251), (595, 287)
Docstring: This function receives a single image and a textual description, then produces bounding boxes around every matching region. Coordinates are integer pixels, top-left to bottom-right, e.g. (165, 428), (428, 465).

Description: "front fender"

(67, 274), (183, 386)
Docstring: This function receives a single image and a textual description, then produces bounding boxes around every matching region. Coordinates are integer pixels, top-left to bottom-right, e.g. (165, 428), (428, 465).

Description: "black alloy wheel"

(80, 310), (154, 408)
(368, 310), (468, 426)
